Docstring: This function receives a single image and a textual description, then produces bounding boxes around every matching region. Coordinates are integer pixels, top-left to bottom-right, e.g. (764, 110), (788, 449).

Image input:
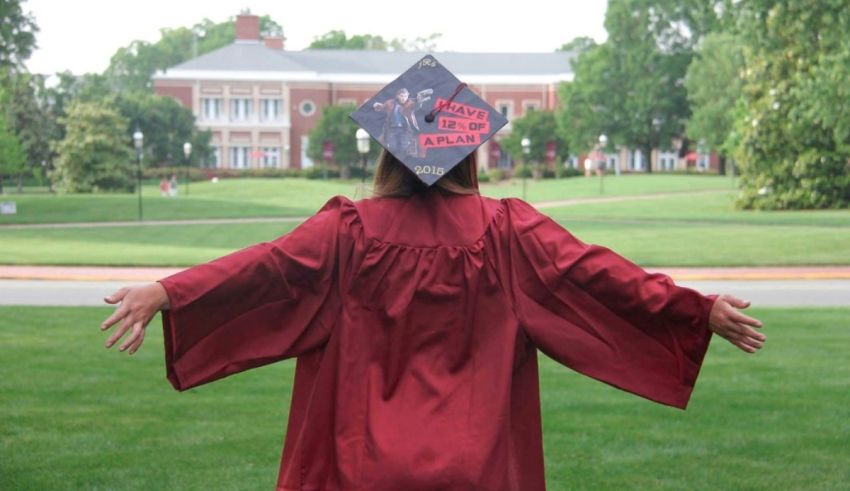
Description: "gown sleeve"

(156, 196), (356, 391)
(502, 198), (717, 409)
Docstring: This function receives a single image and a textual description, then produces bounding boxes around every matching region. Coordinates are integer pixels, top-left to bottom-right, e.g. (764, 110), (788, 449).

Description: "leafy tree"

(732, 0), (850, 209)
(557, 36), (597, 55)
(685, 32), (745, 175)
(307, 104), (380, 177)
(501, 110), (569, 168)
(0, 71), (57, 190)
(308, 30), (441, 51)
(0, 0), (38, 70)
(51, 100), (134, 193)
(105, 16), (283, 93)
(0, 116), (25, 193)
(114, 92), (210, 166)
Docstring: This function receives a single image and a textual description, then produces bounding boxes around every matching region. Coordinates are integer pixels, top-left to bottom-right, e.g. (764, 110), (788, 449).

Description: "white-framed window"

(337, 97), (357, 106)
(260, 98), (282, 121)
(629, 150), (645, 171)
(658, 151), (677, 171)
(698, 153), (710, 170)
(206, 146), (221, 168)
(496, 100), (513, 119)
(300, 135), (313, 168)
(261, 146), (280, 168)
(567, 155), (579, 169)
(230, 146), (250, 169)
(201, 98), (223, 120)
(523, 99), (541, 114)
(230, 98), (253, 121)
(606, 154), (619, 170)
(299, 100), (316, 117)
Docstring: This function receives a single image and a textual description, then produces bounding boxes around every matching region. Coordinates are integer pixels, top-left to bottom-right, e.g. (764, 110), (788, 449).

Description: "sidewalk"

(2, 265), (849, 282)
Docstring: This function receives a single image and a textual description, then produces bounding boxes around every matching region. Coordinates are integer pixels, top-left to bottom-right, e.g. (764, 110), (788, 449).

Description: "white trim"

(299, 99), (317, 117)
(154, 69), (573, 85)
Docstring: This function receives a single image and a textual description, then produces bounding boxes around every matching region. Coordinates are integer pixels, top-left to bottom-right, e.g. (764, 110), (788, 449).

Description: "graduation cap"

(350, 54), (509, 186)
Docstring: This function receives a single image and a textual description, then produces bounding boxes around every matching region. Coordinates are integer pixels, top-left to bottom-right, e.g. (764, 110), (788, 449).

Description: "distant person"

(159, 177), (169, 197)
(169, 173), (178, 197)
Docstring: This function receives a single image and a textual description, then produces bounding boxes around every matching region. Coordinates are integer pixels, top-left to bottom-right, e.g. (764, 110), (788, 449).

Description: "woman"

(100, 150), (765, 490)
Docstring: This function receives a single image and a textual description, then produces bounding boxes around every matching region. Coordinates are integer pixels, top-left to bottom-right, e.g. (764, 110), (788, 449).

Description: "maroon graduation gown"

(158, 190), (717, 490)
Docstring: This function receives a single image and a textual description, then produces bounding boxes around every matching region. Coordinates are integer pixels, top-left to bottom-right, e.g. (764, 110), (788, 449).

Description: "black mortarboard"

(350, 54), (508, 186)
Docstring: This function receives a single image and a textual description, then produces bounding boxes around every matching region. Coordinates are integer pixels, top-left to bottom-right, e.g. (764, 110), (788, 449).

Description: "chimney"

(235, 10), (260, 42)
(264, 35), (286, 50)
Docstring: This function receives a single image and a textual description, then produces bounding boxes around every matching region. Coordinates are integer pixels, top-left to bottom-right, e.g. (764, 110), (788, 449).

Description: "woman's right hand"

(708, 294), (766, 353)
(100, 282), (170, 355)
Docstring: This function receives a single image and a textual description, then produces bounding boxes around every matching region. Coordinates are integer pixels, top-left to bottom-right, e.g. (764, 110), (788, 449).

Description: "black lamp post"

(521, 137), (530, 201)
(133, 127), (144, 221)
(183, 141), (192, 196)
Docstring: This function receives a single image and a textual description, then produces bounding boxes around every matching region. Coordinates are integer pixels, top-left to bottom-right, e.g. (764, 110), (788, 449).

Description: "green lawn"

(1, 307), (847, 490)
(0, 175), (735, 224)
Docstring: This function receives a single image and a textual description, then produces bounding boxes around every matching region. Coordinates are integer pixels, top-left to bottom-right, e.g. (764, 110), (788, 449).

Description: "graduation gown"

(158, 190), (717, 491)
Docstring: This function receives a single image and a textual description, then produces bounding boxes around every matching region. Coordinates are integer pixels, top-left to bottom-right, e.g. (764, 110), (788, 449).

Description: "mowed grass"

(0, 174), (735, 224)
(1, 307), (847, 490)
(2, 188), (850, 266)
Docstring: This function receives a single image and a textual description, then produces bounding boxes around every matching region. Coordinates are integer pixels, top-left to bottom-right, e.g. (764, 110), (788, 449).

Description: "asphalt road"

(0, 279), (847, 307)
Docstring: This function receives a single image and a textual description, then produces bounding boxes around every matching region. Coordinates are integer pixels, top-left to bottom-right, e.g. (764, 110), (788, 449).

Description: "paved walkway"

(2, 265), (849, 282)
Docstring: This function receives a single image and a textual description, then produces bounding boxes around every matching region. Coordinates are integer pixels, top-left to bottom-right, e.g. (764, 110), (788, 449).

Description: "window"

(497, 102), (512, 118)
(230, 146), (250, 169)
(607, 154), (619, 170)
(337, 98), (357, 106)
(568, 155), (579, 169)
(299, 100), (316, 117)
(206, 146), (221, 168)
(658, 151), (677, 171)
(300, 135), (313, 168)
(260, 99), (282, 121)
(261, 147), (280, 168)
(523, 100), (541, 114)
(230, 98), (253, 121)
(201, 98), (223, 120)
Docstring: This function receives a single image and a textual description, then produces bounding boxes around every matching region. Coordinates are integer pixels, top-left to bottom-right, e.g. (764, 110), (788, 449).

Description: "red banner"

(437, 116), (490, 134)
(434, 98), (489, 121)
(420, 132), (481, 149)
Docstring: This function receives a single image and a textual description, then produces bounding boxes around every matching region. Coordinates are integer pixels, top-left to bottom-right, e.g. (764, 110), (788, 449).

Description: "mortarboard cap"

(350, 54), (508, 186)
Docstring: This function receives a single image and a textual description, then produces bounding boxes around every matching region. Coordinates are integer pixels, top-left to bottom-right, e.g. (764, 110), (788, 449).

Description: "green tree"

(115, 92), (210, 166)
(557, 36), (597, 55)
(51, 100), (134, 193)
(105, 15), (283, 93)
(0, 0), (38, 70)
(0, 116), (25, 193)
(307, 104), (379, 178)
(685, 32), (745, 175)
(308, 30), (441, 51)
(501, 110), (569, 170)
(733, 0), (850, 209)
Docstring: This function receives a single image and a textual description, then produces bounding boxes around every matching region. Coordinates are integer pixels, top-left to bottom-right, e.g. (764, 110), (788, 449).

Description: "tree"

(308, 30), (442, 51)
(732, 0), (850, 209)
(501, 110), (569, 170)
(0, 116), (25, 194)
(0, 0), (38, 70)
(114, 92), (210, 166)
(685, 32), (745, 175)
(0, 70), (57, 190)
(557, 36), (597, 55)
(105, 15), (283, 93)
(51, 100), (134, 193)
(307, 104), (380, 177)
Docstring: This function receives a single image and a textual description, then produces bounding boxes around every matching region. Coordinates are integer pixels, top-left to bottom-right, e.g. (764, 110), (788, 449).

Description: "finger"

(128, 327), (146, 355)
(729, 309), (763, 327)
(106, 317), (133, 348)
(120, 322), (143, 352)
(735, 340), (756, 353)
(104, 287), (130, 304)
(738, 334), (764, 350)
(100, 305), (128, 331)
(722, 295), (751, 309)
(737, 323), (767, 341)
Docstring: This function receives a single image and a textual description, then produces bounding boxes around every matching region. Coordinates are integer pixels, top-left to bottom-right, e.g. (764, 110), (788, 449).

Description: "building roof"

(154, 42), (576, 84)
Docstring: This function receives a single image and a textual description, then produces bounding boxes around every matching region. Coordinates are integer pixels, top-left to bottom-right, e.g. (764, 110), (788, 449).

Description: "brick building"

(153, 12), (718, 173)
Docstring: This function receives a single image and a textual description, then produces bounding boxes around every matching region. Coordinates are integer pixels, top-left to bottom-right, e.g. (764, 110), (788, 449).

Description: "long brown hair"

(372, 150), (479, 197)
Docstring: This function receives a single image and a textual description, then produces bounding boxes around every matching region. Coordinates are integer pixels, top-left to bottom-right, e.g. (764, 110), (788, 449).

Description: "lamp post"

(597, 134), (607, 195)
(183, 141), (192, 196)
(356, 128), (370, 184)
(521, 137), (531, 201)
(133, 127), (144, 221)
